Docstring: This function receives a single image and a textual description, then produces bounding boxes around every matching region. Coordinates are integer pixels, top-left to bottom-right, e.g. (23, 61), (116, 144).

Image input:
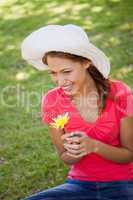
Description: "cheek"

(69, 71), (81, 82)
(72, 70), (86, 84)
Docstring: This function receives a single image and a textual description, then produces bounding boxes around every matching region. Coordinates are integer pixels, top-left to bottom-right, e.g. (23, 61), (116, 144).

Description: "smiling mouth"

(62, 85), (72, 91)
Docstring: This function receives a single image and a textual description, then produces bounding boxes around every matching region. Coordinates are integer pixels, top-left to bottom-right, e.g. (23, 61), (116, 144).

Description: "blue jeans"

(24, 179), (133, 200)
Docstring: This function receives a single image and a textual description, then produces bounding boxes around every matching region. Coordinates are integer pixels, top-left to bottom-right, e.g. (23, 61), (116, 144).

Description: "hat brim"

(21, 24), (110, 78)
(23, 43), (110, 79)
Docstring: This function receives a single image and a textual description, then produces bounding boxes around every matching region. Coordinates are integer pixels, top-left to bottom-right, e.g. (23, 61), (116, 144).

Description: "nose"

(55, 74), (65, 87)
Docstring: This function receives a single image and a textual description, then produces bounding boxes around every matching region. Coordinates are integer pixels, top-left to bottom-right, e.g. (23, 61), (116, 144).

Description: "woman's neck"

(72, 73), (98, 102)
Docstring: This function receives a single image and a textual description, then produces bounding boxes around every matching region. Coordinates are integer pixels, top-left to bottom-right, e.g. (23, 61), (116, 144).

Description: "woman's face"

(47, 55), (90, 97)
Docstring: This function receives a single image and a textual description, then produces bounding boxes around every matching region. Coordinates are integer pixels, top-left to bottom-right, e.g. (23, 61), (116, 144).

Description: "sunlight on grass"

(5, 44), (16, 51)
(0, 0), (5, 5)
(91, 33), (103, 42)
(91, 6), (103, 12)
(2, 5), (26, 20)
(110, 0), (121, 2)
(119, 22), (133, 31)
(15, 72), (30, 81)
(82, 18), (93, 31)
(106, 11), (112, 16)
(113, 66), (133, 79)
(105, 36), (120, 47)
(49, 2), (71, 14)
(111, 65), (133, 87)
(109, 37), (120, 45)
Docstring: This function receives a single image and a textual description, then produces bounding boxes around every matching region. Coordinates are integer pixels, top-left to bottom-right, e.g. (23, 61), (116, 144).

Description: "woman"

(21, 24), (133, 199)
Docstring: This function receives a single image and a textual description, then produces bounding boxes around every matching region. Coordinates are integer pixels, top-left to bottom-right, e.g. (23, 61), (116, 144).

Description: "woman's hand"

(61, 131), (97, 158)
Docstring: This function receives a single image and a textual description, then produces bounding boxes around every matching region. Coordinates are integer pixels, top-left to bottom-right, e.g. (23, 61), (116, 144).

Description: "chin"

(64, 89), (78, 97)
(63, 90), (72, 96)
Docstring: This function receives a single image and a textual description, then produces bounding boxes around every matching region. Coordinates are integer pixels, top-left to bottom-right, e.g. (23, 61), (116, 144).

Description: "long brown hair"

(42, 51), (111, 112)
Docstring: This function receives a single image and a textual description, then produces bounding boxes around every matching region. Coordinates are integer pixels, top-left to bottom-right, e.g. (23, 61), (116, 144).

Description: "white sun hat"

(21, 24), (110, 78)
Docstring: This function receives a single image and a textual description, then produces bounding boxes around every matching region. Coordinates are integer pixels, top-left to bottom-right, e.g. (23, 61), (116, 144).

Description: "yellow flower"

(50, 112), (69, 129)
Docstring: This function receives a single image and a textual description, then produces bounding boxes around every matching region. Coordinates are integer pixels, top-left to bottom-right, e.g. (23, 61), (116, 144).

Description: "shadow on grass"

(0, 0), (132, 74)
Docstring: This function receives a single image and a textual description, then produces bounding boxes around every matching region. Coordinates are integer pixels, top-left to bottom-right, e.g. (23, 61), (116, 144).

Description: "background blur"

(0, 0), (133, 199)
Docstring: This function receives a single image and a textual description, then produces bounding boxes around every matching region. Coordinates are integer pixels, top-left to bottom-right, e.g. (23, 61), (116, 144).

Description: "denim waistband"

(65, 178), (133, 186)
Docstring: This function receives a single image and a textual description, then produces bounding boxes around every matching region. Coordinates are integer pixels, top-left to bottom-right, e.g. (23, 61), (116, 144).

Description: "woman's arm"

(48, 127), (82, 165)
(94, 116), (133, 163)
(63, 116), (133, 164)
(94, 143), (133, 164)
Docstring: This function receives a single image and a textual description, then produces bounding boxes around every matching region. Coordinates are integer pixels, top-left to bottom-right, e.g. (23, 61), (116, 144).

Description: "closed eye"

(48, 70), (72, 75)
(63, 71), (71, 74)
(48, 71), (56, 75)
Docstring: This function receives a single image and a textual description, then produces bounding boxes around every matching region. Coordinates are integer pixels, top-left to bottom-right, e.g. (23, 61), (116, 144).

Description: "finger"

(64, 143), (82, 150)
(65, 147), (83, 155)
(61, 132), (79, 140)
(61, 133), (79, 143)
(61, 133), (71, 140)
(62, 132), (86, 144)
(66, 151), (86, 158)
(67, 133), (85, 144)
(64, 144), (84, 155)
(66, 152), (81, 158)
(69, 131), (85, 137)
(65, 139), (73, 144)
(70, 136), (81, 144)
(67, 149), (82, 155)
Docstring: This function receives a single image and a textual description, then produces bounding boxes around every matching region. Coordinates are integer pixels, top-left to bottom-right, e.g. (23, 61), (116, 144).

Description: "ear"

(84, 60), (91, 69)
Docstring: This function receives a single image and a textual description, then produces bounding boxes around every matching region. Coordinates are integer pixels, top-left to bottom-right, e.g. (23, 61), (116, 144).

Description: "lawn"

(0, 0), (133, 199)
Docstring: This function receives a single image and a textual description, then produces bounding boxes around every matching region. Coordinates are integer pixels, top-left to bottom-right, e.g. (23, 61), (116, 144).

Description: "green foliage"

(0, 0), (133, 199)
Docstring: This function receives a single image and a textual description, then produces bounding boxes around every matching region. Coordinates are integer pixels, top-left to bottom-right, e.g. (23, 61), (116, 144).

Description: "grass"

(0, 0), (133, 199)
